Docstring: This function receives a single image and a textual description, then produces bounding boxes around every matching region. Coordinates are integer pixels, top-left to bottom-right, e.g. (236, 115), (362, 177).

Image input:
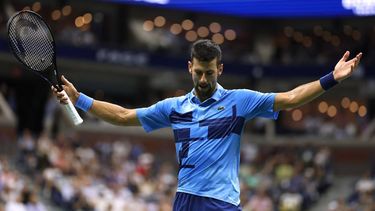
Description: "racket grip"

(61, 90), (83, 125)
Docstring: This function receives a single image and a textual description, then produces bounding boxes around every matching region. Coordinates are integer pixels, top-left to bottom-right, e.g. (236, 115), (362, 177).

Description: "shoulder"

(223, 89), (276, 104)
(225, 89), (260, 98)
(157, 94), (189, 107)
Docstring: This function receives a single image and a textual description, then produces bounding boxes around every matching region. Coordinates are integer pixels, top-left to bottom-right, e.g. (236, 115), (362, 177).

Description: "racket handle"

(61, 90), (83, 125)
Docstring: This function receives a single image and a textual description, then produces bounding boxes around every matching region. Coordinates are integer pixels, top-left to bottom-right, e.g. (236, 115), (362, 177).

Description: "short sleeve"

(136, 98), (173, 132)
(238, 89), (279, 120)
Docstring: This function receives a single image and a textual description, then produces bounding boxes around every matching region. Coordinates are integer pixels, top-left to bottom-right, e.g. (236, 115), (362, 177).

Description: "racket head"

(7, 10), (58, 75)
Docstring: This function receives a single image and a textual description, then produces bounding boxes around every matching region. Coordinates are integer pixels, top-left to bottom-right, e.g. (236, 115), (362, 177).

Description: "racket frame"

(7, 10), (83, 125)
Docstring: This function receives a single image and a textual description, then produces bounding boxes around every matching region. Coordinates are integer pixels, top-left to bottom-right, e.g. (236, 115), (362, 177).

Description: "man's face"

(188, 57), (223, 100)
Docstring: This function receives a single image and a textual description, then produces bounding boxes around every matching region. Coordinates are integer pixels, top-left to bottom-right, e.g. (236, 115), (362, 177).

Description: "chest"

(170, 103), (245, 141)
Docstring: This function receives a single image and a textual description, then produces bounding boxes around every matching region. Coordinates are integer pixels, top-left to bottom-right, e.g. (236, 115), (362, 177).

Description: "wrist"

(75, 93), (94, 112)
(332, 70), (341, 82)
(320, 71), (339, 91)
(72, 92), (80, 104)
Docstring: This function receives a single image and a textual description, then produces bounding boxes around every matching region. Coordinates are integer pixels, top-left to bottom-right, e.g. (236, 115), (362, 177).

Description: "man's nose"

(200, 74), (207, 83)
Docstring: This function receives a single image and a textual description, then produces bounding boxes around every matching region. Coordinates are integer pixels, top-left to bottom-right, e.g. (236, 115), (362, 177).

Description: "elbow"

(118, 108), (135, 126)
(118, 109), (130, 125)
(285, 93), (300, 109)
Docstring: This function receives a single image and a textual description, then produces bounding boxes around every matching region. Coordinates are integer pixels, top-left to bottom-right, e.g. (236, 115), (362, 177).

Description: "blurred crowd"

(328, 167), (375, 211)
(17, 129), (177, 211)
(240, 144), (332, 211)
(0, 155), (47, 211)
(9, 128), (334, 211)
(273, 99), (370, 140)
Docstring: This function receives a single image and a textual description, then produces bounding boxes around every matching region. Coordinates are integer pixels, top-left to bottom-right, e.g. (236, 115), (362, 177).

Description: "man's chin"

(196, 87), (213, 96)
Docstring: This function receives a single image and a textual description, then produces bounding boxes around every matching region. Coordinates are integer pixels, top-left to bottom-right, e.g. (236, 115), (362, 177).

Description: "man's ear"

(218, 64), (223, 76)
(188, 61), (193, 74)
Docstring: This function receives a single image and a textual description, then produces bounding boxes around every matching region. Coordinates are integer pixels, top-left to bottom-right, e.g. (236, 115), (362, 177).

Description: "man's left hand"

(333, 51), (362, 82)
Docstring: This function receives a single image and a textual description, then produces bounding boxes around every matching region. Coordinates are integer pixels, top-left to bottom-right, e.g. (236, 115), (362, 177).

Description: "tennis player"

(53, 39), (362, 211)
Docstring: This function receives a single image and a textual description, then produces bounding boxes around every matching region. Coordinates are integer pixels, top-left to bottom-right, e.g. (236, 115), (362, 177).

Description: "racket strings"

(8, 12), (54, 72)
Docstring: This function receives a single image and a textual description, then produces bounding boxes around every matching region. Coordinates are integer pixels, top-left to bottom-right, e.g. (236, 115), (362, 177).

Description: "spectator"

(243, 186), (273, 211)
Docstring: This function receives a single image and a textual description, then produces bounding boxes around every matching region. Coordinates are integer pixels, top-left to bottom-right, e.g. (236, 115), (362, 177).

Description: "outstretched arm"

(274, 51), (362, 111)
(52, 76), (141, 126)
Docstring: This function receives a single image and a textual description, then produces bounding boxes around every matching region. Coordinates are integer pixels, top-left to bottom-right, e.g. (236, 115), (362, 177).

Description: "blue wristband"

(319, 72), (338, 91)
(75, 93), (93, 112)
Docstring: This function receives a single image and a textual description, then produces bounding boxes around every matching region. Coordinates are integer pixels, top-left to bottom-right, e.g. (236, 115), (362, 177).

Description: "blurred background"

(0, 0), (375, 210)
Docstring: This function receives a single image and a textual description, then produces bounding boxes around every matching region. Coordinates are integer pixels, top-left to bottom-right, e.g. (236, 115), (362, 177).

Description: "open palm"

(333, 51), (362, 82)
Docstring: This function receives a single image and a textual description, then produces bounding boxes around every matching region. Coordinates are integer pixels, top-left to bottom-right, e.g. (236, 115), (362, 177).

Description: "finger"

(355, 52), (362, 59)
(57, 94), (65, 100)
(61, 75), (71, 86)
(340, 51), (350, 62)
(52, 87), (59, 95)
(59, 96), (69, 104)
(347, 52), (362, 66)
(60, 99), (68, 105)
(57, 91), (65, 96)
(355, 53), (363, 66)
(347, 53), (360, 65)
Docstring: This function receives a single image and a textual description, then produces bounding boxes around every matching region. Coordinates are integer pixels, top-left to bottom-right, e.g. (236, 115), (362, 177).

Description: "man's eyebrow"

(194, 68), (214, 72)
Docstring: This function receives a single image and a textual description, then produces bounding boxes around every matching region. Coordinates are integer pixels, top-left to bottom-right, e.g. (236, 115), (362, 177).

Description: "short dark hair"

(190, 39), (222, 64)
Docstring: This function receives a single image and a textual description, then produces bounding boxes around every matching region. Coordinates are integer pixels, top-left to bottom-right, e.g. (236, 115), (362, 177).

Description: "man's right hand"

(51, 75), (80, 105)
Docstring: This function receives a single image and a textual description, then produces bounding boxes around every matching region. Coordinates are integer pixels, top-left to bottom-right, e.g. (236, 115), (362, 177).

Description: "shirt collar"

(188, 83), (225, 105)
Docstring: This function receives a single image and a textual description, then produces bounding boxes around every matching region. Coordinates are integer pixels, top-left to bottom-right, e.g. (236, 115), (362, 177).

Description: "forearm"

(288, 80), (325, 107)
(275, 80), (325, 111)
(89, 100), (140, 126)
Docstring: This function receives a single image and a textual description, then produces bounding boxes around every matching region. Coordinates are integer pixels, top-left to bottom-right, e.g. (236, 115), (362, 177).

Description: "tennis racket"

(7, 10), (83, 125)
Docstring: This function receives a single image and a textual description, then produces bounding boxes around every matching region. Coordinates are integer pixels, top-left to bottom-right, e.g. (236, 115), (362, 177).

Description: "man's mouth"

(199, 84), (209, 89)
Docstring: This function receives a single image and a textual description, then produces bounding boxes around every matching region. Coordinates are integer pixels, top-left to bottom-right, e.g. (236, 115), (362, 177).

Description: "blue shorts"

(173, 192), (242, 211)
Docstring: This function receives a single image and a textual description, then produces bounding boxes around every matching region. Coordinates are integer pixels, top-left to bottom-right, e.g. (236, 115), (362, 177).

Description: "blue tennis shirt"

(136, 84), (278, 205)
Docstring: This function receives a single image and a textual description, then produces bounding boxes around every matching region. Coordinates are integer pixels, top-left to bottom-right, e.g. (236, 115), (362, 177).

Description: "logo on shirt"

(217, 106), (225, 111)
